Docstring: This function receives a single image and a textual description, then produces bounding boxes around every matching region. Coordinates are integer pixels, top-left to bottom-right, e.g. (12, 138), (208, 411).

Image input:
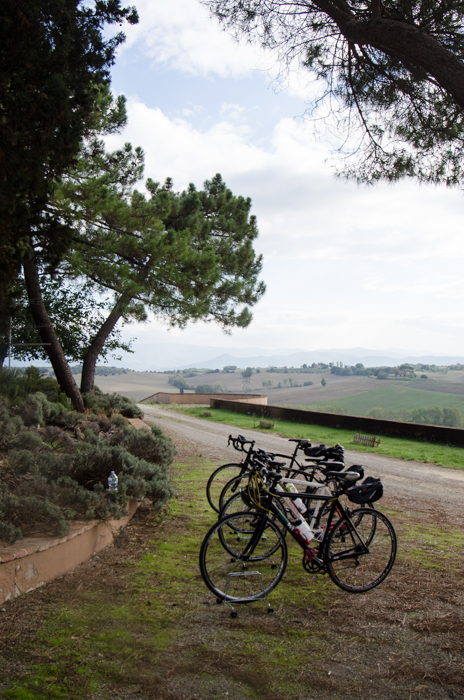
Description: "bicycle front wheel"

(199, 511), (288, 603)
(325, 508), (396, 593)
(206, 463), (245, 513)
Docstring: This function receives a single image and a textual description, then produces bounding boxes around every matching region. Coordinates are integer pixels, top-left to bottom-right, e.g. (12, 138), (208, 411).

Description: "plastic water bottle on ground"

(108, 471), (118, 496)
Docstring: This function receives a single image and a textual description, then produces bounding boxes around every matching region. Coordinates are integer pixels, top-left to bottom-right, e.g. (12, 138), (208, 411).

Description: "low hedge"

(0, 376), (175, 545)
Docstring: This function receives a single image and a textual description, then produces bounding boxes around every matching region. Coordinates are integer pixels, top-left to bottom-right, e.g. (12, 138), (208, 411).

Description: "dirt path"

(142, 404), (464, 519)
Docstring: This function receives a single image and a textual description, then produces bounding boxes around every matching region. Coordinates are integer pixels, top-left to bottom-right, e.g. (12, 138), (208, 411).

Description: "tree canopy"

(21, 95), (265, 401)
(0, 0), (138, 302)
(204, 0), (464, 184)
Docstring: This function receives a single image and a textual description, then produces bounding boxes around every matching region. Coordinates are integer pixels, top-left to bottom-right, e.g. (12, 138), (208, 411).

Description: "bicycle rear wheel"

(325, 508), (396, 593)
(206, 463), (245, 513)
(199, 511), (287, 603)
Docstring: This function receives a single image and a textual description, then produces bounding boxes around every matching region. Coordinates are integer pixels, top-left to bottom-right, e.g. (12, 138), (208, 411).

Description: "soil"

(1, 411), (464, 700)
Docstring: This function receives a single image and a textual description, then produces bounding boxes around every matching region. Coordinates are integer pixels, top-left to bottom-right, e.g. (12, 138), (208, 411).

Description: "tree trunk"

(0, 338), (8, 367)
(80, 291), (133, 395)
(22, 259), (85, 412)
(313, 1), (464, 110)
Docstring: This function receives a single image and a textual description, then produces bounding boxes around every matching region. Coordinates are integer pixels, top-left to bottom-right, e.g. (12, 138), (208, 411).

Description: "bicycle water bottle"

(108, 471), (118, 493)
(293, 518), (314, 545)
(275, 483), (302, 520)
(285, 483), (307, 514)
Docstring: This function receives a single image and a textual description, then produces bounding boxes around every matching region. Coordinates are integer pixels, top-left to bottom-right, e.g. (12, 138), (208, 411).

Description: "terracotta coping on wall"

(0, 500), (140, 603)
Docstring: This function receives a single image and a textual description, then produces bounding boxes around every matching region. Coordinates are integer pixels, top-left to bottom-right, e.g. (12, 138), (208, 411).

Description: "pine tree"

(22, 96), (265, 402)
(0, 0), (138, 308)
(204, 0), (464, 184)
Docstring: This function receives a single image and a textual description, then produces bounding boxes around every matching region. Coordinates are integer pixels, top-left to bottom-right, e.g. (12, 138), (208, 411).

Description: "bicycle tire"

(206, 463), (245, 513)
(220, 489), (289, 543)
(325, 508), (396, 593)
(199, 511), (288, 603)
(314, 499), (372, 537)
(218, 472), (254, 513)
(220, 489), (253, 518)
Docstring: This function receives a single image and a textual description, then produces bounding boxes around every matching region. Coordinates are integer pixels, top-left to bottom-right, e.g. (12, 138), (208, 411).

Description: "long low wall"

(143, 392), (267, 405)
(0, 499), (139, 604)
(209, 399), (464, 446)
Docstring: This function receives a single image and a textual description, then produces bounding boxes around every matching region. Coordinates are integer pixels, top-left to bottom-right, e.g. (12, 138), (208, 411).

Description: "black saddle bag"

(345, 476), (383, 504)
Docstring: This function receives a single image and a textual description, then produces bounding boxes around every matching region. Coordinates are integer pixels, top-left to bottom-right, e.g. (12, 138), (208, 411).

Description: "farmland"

(300, 383), (464, 413)
(87, 367), (464, 420)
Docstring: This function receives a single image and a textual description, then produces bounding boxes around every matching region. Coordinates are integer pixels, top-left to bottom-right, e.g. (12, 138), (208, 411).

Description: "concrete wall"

(210, 399), (464, 446)
(0, 500), (139, 604)
(143, 392), (267, 406)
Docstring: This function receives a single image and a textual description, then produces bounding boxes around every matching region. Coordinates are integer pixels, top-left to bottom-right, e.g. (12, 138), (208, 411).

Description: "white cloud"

(105, 98), (268, 187)
(106, 98), (464, 268)
(104, 96), (464, 356)
(220, 103), (246, 120)
(117, 0), (267, 79)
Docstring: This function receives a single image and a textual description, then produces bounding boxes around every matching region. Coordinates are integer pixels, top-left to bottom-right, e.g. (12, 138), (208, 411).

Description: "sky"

(100, 0), (464, 365)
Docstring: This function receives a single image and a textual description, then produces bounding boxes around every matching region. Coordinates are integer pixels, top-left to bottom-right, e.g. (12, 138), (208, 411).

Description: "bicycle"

(217, 452), (366, 521)
(199, 463), (395, 612)
(208, 435), (346, 514)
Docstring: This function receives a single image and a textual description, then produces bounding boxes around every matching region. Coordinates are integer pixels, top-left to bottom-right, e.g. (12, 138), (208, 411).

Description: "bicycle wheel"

(325, 508), (396, 593)
(221, 490), (253, 518)
(199, 511), (288, 603)
(218, 472), (257, 513)
(206, 463), (245, 513)
(314, 499), (372, 541)
(220, 490), (289, 542)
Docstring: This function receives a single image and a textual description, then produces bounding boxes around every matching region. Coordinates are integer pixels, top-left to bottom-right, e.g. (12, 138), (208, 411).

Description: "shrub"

(0, 367), (67, 404)
(195, 383), (223, 394)
(0, 385), (175, 544)
(83, 392), (143, 418)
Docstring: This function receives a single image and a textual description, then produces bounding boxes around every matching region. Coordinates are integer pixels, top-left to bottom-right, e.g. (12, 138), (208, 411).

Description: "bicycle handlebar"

(228, 434), (255, 452)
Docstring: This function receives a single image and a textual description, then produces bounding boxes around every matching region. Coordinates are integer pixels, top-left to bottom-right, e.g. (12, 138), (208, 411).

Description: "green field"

(300, 383), (464, 414)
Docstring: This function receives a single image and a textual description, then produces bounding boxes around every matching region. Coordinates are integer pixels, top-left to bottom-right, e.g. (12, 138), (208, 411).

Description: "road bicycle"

(207, 434), (345, 514)
(206, 435), (260, 513)
(216, 442), (368, 525)
(199, 463), (395, 614)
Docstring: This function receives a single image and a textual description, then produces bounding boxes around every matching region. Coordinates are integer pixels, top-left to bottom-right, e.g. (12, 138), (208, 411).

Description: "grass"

(2, 446), (464, 699)
(299, 383), (464, 414)
(0, 458), (331, 700)
(177, 406), (464, 469)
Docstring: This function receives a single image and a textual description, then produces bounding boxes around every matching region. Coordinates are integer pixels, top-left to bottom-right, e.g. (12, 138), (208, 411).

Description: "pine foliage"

(204, 0), (464, 185)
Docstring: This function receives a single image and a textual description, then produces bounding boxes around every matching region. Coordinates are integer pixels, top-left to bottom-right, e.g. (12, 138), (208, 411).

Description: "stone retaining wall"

(0, 499), (139, 604)
(141, 392), (267, 405)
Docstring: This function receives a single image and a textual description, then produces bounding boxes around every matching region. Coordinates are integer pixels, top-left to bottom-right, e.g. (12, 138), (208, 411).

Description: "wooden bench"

(353, 433), (380, 448)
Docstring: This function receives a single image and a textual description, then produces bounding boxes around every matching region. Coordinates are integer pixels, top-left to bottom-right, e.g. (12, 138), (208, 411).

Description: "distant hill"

(11, 345), (464, 372)
(172, 348), (464, 371)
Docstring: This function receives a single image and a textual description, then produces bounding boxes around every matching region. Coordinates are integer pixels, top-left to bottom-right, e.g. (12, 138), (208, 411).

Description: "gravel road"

(142, 404), (464, 517)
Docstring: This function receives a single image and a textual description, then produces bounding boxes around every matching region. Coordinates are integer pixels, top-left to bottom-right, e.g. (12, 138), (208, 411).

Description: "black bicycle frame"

(238, 486), (369, 567)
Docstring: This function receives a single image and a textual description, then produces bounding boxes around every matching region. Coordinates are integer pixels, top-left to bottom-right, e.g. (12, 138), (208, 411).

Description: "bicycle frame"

(240, 476), (369, 571)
